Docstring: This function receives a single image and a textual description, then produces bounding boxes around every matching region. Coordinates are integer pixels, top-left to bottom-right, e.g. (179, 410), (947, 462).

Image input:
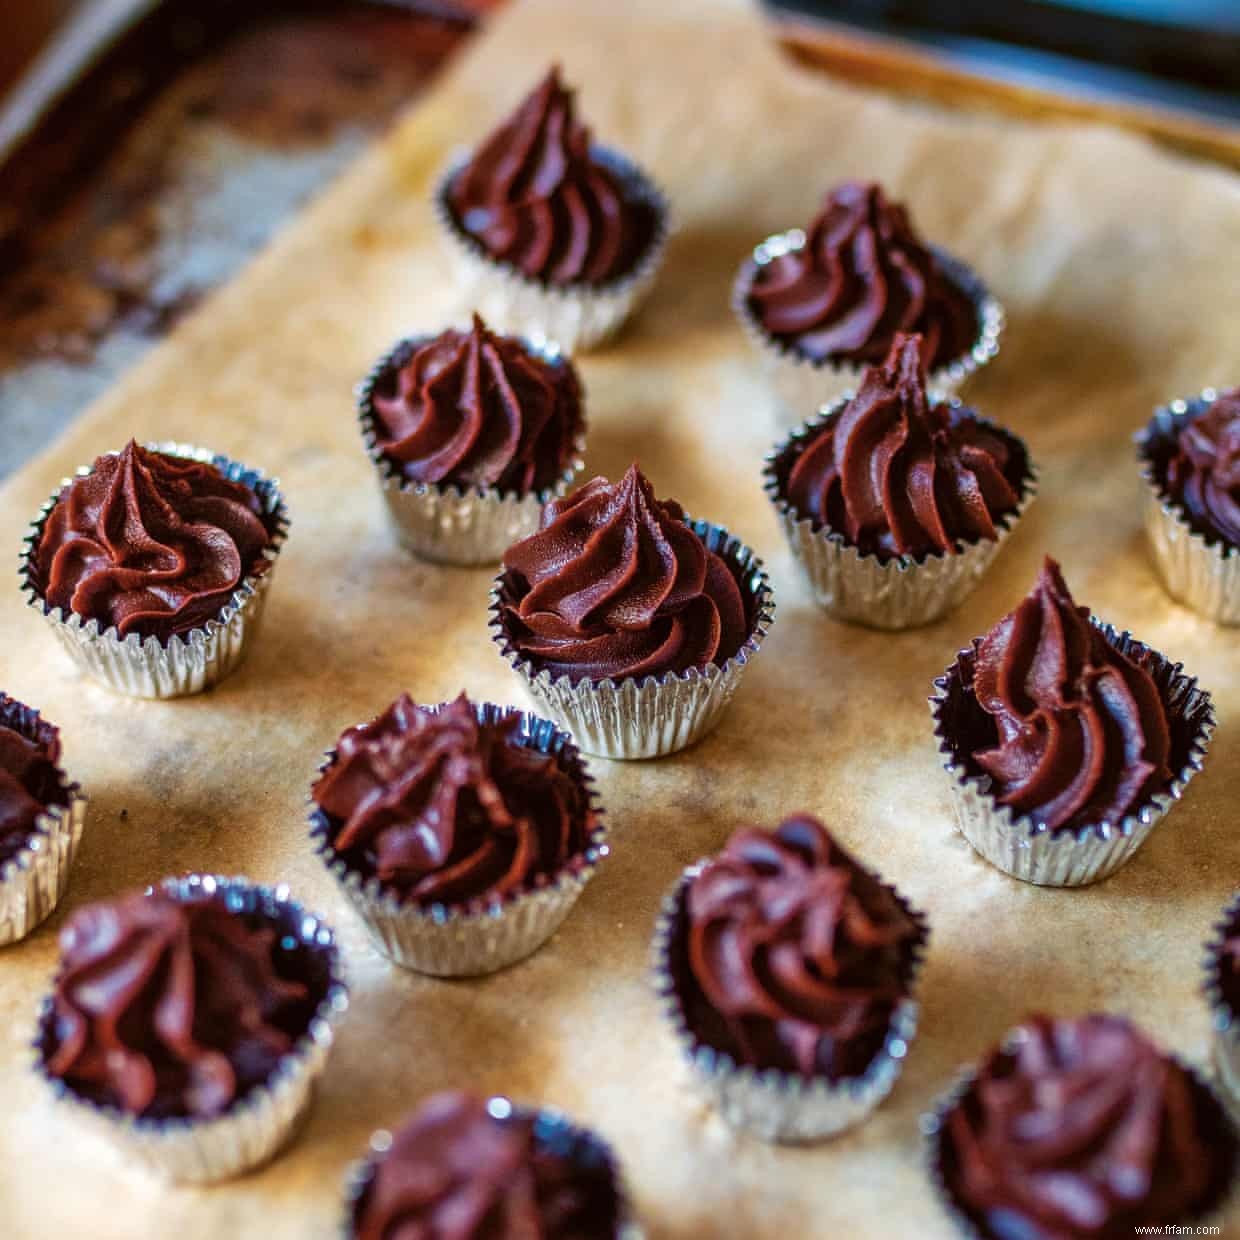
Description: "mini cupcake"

(924, 1014), (1237, 1238)
(343, 1092), (643, 1239)
(0, 693), (87, 945)
(35, 874), (347, 1183)
(433, 67), (670, 352)
(1203, 892), (1240, 1115)
(733, 181), (1003, 423)
(310, 693), (606, 976)
(764, 333), (1035, 629)
(930, 557), (1214, 887)
(358, 314), (585, 565)
(1137, 386), (1240, 624)
(490, 464), (774, 759)
(20, 440), (288, 698)
(651, 814), (927, 1143)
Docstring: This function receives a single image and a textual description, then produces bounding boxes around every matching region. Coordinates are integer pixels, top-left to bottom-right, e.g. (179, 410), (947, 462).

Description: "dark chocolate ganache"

(0, 693), (68, 866)
(1160, 387), (1240, 548)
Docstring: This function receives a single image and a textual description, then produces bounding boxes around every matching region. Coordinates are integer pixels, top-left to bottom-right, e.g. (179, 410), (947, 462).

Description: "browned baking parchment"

(2, 2), (1239, 1236)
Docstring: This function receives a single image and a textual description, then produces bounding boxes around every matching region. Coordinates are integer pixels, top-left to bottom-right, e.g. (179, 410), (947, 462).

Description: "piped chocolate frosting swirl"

(30, 440), (276, 643)
(43, 888), (317, 1120)
(0, 694), (67, 866)
(747, 181), (977, 368)
(370, 315), (583, 495)
(1161, 387), (1240, 548)
(312, 694), (594, 907)
(499, 465), (751, 684)
(940, 1014), (1236, 1239)
(781, 333), (1026, 561)
(968, 558), (1172, 833)
(447, 67), (657, 287)
(350, 1092), (621, 1240)
(679, 815), (921, 1080)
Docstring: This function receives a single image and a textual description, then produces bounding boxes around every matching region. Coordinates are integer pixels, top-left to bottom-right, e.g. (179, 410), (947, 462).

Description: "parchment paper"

(2, 2), (1238, 1236)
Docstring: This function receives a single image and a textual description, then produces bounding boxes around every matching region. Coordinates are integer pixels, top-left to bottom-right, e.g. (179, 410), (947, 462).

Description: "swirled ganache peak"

(0, 694), (67, 866)
(682, 815), (921, 1080)
(43, 889), (315, 1120)
(371, 314), (583, 495)
(351, 1092), (621, 1240)
(30, 440), (276, 643)
(500, 464), (752, 684)
(447, 66), (658, 286)
(969, 557), (1172, 833)
(312, 693), (594, 907)
(783, 333), (1026, 560)
(747, 180), (978, 368)
(941, 1014), (1236, 1239)
(1162, 386), (1240, 547)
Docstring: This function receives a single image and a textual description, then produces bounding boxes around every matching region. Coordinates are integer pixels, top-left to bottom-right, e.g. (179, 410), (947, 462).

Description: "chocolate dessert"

(0, 693), (68, 867)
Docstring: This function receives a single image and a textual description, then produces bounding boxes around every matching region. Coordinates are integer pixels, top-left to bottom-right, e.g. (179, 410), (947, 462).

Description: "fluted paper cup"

(341, 1097), (645, 1239)
(490, 520), (775, 760)
(1204, 891), (1240, 1117)
(733, 230), (1004, 428)
(20, 442), (288, 698)
(433, 147), (670, 353)
(929, 622), (1215, 887)
(1136, 390), (1240, 625)
(922, 1038), (1238, 1239)
(356, 334), (586, 565)
(310, 701), (607, 977)
(34, 874), (348, 1183)
(651, 861), (927, 1144)
(764, 398), (1037, 630)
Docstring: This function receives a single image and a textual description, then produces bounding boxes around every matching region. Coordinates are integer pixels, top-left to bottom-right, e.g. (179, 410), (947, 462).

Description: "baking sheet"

(2, 0), (1239, 1236)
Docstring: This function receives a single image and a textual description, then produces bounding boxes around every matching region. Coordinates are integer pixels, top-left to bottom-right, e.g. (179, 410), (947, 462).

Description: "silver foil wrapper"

(732, 229), (1004, 428)
(1136, 390), (1240, 625)
(311, 701), (608, 977)
(34, 874), (348, 1183)
(19, 442), (288, 699)
(489, 520), (775, 760)
(1203, 891), (1240, 1118)
(651, 862), (927, 1144)
(340, 1098), (645, 1239)
(922, 1033), (1238, 1238)
(0, 787), (87, 947)
(763, 397), (1037, 630)
(356, 334), (586, 565)
(930, 622), (1215, 887)
(433, 147), (671, 353)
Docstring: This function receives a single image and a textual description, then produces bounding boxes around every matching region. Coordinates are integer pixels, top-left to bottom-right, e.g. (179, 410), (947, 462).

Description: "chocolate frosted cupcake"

(1137, 386), (1240, 623)
(1204, 892), (1240, 1115)
(652, 815), (927, 1142)
(310, 693), (606, 976)
(357, 315), (586, 564)
(35, 874), (346, 1182)
(434, 67), (669, 351)
(764, 333), (1035, 628)
(20, 440), (287, 697)
(925, 1014), (1237, 1238)
(490, 464), (774, 759)
(931, 557), (1214, 886)
(734, 181), (1002, 422)
(344, 1092), (642, 1239)
(0, 693), (87, 944)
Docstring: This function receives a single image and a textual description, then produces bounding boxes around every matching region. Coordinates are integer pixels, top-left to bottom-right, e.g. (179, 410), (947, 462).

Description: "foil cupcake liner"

(930, 621), (1215, 887)
(763, 397), (1037, 630)
(1136, 390), (1240, 625)
(922, 1035), (1238, 1238)
(34, 874), (348, 1183)
(489, 519), (775, 760)
(0, 788), (87, 948)
(310, 701), (608, 977)
(650, 861), (928, 1144)
(733, 230), (1004, 428)
(433, 146), (671, 353)
(356, 334), (586, 565)
(1203, 891), (1240, 1118)
(19, 442), (288, 699)
(341, 1097), (645, 1239)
